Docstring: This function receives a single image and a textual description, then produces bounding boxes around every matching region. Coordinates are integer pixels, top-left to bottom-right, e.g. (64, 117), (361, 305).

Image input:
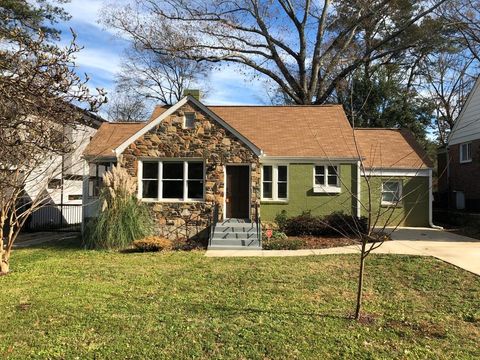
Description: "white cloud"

(63, 0), (104, 29)
(72, 47), (122, 74)
(204, 66), (269, 105)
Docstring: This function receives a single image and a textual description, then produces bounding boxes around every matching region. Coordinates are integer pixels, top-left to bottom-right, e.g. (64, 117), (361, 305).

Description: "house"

(83, 93), (433, 249)
(23, 110), (105, 230)
(438, 77), (480, 211)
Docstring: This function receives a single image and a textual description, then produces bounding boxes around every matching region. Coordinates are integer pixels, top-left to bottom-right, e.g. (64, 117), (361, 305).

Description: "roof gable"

(115, 96), (262, 156)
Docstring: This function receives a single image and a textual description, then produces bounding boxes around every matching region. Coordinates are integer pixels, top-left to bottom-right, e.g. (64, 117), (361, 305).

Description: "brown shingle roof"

(83, 107), (171, 158)
(354, 129), (433, 169)
(208, 105), (358, 158)
(83, 102), (432, 169)
(83, 122), (145, 158)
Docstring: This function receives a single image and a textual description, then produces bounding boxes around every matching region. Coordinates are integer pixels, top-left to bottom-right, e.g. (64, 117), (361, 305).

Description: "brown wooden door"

(226, 166), (250, 219)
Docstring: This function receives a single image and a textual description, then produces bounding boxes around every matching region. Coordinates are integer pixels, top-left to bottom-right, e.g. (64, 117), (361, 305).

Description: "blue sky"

(57, 0), (269, 107)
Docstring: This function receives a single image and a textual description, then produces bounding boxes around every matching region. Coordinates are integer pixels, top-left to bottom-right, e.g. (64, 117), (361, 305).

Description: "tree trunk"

(0, 257), (9, 274)
(0, 246), (9, 275)
(354, 241), (366, 320)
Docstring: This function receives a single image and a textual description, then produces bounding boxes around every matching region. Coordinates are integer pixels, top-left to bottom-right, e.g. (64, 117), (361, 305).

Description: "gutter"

(429, 168), (443, 230)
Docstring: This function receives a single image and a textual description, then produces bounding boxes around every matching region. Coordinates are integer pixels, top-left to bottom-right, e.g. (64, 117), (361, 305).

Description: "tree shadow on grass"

(19, 233), (85, 252)
(187, 301), (354, 322)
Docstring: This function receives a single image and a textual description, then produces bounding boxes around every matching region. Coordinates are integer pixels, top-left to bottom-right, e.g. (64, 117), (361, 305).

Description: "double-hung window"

(381, 180), (402, 206)
(313, 165), (340, 193)
(460, 142), (472, 163)
(88, 161), (116, 197)
(261, 165), (288, 201)
(140, 160), (204, 201)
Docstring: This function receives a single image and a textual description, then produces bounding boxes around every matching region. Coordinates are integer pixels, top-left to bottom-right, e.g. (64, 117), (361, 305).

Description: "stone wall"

(120, 102), (260, 240)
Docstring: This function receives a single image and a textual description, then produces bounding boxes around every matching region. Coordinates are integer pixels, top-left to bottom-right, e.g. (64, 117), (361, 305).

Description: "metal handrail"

(161, 211), (204, 240)
(255, 202), (261, 248)
(209, 203), (219, 246)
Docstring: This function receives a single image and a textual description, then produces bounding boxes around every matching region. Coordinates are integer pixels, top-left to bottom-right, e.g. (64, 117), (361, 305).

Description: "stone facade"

(120, 102), (260, 240)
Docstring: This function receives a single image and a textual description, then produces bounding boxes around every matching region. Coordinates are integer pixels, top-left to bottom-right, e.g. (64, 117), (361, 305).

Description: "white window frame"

(261, 164), (288, 201)
(313, 164), (341, 193)
(138, 159), (205, 202)
(381, 180), (402, 206)
(183, 112), (196, 129)
(88, 161), (116, 198)
(460, 142), (472, 163)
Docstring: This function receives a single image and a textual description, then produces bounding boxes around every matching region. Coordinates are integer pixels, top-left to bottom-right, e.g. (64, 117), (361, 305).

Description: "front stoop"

(209, 218), (261, 250)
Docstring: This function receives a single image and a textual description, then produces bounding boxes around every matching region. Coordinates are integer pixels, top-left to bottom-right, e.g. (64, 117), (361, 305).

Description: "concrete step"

(214, 225), (258, 233)
(209, 218), (262, 250)
(212, 232), (258, 240)
(210, 238), (261, 247)
(208, 243), (262, 250)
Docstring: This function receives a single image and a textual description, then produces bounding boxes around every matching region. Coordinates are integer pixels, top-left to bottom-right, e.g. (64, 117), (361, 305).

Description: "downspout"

(429, 168), (443, 230)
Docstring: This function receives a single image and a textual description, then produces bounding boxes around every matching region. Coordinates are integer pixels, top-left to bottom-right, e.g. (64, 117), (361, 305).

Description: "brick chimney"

(183, 89), (201, 101)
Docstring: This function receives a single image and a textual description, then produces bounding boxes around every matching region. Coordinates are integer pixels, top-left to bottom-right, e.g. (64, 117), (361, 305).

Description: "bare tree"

(446, 0), (480, 61)
(103, 0), (449, 105)
(115, 46), (209, 106)
(0, 31), (105, 274)
(106, 87), (150, 122)
(421, 52), (476, 144)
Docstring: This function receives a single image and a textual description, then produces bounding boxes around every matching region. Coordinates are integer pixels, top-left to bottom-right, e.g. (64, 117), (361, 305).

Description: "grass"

(1, 240), (479, 359)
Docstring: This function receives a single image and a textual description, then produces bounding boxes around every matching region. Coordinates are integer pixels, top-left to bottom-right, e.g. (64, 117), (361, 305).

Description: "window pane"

(315, 166), (324, 175)
(142, 162), (158, 179)
(328, 166), (338, 186)
(163, 180), (183, 198)
(185, 113), (195, 128)
(263, 166), (272, 181)
(188, 162), (203, 180)
(142, 180), (158, 198)
(383, 181), (399, 193)
(315, 175), (325, 185)
(382, 192), (395, 203)
(278, 166), (287, 181)
(278, 182), (287, 198)
(263, 182), (272, 198)
(163, 162), (183, 179)
(89, 163), (97, 177)
(188, 180), (203, 199)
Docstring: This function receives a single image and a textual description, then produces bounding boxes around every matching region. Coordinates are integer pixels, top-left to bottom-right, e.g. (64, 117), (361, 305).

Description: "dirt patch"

(289, 236), (358, 249)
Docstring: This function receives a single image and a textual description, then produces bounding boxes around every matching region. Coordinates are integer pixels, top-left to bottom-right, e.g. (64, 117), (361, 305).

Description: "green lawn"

(1, 240), (479, 359)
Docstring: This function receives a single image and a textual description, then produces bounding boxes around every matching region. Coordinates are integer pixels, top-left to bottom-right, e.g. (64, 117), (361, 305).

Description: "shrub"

(84, 165), (154, 250)
(323, 212), (368, 236)
(283, 211), (327, 236)
(274, 210), (288, 231)
(263, 237), (306, 250)
(283, 211), (367, 237)
(133, 236), (172, 252)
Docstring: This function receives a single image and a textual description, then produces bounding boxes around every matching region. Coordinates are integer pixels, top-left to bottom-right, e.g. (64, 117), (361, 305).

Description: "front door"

(226, 165), (250, 219)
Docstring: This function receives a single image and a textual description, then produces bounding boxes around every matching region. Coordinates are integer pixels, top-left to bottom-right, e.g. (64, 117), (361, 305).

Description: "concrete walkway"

(205, 228), (480, 276)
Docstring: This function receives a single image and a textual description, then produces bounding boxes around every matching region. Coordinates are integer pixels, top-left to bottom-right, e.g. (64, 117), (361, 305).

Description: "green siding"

(260, 163), (357, 221)
(360, 176), (429, 227)
(259, 163), (430, 227)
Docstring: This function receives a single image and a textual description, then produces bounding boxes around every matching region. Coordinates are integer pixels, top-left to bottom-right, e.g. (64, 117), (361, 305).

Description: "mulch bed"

(289, 235), (358, 249)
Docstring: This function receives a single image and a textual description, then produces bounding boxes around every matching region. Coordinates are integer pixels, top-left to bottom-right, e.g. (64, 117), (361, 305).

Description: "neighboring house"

(438, 77), (480, 211)
(24, 110), (105, 230)
(83, 94), (433, 248)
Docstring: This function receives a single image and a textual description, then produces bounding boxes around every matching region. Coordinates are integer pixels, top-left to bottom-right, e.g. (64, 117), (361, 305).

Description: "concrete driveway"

(206, 228), (480, 276)
(377, 228), (480, 276)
